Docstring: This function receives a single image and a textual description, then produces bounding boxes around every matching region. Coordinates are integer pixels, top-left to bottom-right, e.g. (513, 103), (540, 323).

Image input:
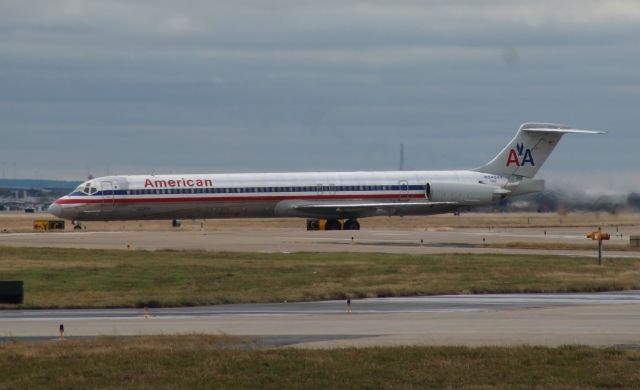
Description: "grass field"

(1, 336), (639, 389)
(1, 246), (639, 309)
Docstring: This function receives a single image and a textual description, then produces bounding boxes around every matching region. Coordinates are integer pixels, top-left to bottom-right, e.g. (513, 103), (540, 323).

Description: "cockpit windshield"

(74, 182), (99, 195)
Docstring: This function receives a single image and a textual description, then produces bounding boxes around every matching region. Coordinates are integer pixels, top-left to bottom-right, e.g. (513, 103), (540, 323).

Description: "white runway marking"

(460, 232), (586, 240)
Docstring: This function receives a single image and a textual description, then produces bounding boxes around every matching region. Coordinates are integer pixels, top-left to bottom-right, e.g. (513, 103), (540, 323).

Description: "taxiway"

(0, 226), (638, 257)
(2, 292), (639, 348)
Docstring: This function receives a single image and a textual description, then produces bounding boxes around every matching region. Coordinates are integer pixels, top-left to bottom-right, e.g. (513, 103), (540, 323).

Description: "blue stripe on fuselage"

(79, 184), (427, 197)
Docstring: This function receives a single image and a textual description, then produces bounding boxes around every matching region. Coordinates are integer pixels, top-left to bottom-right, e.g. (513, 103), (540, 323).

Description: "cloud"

(0, 1), (637, 188)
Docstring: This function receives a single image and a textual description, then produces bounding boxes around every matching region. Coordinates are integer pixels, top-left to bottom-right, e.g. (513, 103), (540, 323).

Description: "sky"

(0, 0), (638, 192)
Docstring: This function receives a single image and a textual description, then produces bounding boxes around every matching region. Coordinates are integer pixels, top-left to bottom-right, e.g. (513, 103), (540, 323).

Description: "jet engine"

(426, 182), (509, 203)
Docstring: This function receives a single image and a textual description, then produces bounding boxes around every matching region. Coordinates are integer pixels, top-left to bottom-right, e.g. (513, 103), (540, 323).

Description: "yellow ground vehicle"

(306, 219), (345, 230)
(33, 220), (65, 231)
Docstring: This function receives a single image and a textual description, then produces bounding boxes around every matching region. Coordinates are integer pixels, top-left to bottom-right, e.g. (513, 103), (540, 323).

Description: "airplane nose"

(48, 202), (63, 218)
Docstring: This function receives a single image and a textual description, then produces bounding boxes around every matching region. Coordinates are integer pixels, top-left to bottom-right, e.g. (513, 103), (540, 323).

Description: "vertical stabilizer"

(473, 123), (604, 178)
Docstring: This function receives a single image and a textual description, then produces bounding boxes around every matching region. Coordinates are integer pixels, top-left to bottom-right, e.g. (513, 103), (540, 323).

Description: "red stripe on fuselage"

(55, 193), (425, 205)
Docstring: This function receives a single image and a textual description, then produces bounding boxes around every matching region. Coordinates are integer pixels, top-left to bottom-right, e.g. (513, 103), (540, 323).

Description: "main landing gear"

(342, 219), (360, 230)
(306, 219), (360, 231)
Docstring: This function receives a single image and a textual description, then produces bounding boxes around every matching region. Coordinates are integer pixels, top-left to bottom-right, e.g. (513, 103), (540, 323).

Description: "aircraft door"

(398, 180), (409, 201)
(100, 181), (115, 211)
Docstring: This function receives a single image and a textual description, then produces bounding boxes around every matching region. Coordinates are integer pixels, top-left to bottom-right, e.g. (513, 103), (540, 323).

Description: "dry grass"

(1, 336), (639, 389)
(2, 246), (640, 309)
(0, 335), (255, 358)
(483, 241), (640, 252)
(2, 211), (639, 233)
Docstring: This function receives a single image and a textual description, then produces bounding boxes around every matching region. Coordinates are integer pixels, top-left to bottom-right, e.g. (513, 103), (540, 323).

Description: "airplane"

(48, 123), (603, 230)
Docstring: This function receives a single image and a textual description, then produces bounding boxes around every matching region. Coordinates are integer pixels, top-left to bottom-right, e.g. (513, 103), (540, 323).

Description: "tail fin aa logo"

(506, 143), (535, 167)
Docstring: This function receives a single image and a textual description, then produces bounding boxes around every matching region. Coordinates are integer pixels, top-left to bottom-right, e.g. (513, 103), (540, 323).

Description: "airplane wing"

(290, 201), (460, 219)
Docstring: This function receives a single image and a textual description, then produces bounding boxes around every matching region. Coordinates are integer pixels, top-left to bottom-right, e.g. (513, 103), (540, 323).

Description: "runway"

(0, 226), (638, 257)
(2, 291), (640, 348)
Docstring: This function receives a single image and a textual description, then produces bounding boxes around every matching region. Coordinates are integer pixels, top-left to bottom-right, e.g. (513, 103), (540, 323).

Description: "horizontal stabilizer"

(523, 128), (605, 134)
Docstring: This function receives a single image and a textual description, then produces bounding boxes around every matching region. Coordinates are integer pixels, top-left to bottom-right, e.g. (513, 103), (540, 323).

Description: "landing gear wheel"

(343, 219), (360, 230)
(325, 219), (342, 231)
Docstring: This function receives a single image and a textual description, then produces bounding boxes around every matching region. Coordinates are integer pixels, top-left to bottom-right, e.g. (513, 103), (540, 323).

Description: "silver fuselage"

(49, 170), (509, 221)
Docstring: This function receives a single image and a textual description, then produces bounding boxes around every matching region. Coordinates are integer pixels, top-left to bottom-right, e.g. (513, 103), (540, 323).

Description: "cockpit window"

(74, 182), (96, 195)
